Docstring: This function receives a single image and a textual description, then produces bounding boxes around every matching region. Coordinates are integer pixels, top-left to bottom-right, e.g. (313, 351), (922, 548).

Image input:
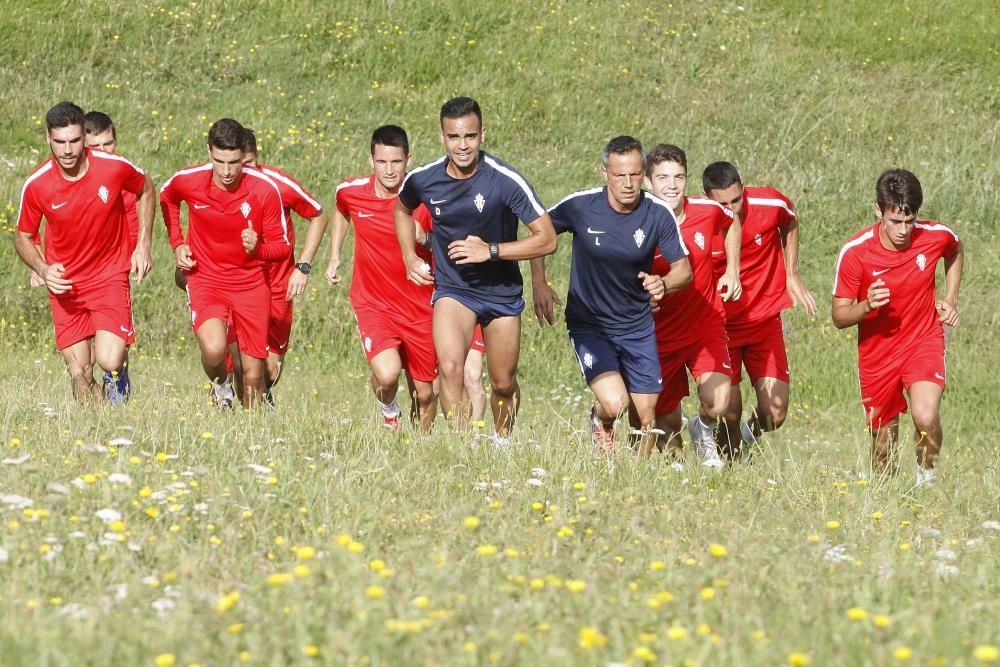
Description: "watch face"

(296, 262), (312, 274)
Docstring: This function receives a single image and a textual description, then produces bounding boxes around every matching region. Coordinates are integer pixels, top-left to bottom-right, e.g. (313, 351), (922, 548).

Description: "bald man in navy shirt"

(532, 136), (691, 456)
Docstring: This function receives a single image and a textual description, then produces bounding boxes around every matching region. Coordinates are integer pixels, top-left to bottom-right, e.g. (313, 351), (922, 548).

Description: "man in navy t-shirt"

(531, 136), (691, 455)
(394, 97), (556, 444)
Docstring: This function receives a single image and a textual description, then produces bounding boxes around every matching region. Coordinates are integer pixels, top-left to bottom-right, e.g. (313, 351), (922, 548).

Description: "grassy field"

(1, 1), (999, 665)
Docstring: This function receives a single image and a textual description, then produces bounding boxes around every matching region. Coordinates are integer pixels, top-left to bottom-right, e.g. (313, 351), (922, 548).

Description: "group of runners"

(14, 98), (964, 483)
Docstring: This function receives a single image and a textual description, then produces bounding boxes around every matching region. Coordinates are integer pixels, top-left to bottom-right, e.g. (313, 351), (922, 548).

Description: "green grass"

(1, 1), (999, 665)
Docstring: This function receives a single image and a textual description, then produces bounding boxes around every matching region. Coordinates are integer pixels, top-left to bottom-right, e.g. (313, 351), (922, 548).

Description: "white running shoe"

(915, 467), (937, 487)
(213, 381), (235, 409)
(689, 415), (724, 469)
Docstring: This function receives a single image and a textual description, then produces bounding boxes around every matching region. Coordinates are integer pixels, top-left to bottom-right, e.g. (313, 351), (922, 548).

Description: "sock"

(377, 398), (400, 418)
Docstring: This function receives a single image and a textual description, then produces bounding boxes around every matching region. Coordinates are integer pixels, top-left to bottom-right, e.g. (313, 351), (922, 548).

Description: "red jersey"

(833, 220), (960, 369)
(653, 197), (735, 351)
(161, 164), (290, 289)
(722, 186), (797, 326)
(17, 149), (145, 285)
(256, 164), (323, 288)
(335, 174), (433, 315)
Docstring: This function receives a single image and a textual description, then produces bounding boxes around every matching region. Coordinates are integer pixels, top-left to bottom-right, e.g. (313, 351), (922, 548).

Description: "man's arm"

(394, 199), (433, 285)
(325, 208), (350, 285)
(717, 217), (743, 302)
(530, 256), (562, 327)
(935, 240), (964, 327)
(448, 213), (557, 264)
(130, 174), (156, 282)
(160, 179), (195, 270)
(14, 230), (71, 294)
(781, 219), (817, 316)
(286, 209), (329, 299)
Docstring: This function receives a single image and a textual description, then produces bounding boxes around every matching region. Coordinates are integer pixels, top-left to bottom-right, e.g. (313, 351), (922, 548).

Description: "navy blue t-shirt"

(399, 151), (546, 303)
(549, 187), (688, 333)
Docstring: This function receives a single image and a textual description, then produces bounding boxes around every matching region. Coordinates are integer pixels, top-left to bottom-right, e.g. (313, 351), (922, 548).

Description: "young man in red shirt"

(703, 162), (816, 457)
(327, 125), (439, 431)
(833, 169), (963, 485)
(644, 145), (742, 467)
(15, 101), (155, 405)
(161, 118), (290, 409)
(241, 129), (328, 405)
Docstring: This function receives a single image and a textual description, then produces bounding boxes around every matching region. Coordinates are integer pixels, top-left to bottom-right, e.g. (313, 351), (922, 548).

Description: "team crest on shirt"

(583, 353), (594, 369)
(633, 228), (645, 248)
(754, 233), (763, 246)
(240, 201), (252, 218)
(98, 185), (109, 204)
(474, 193), (486, 213)
(694, 231), (705, 250)
(916, 253), (927, 271)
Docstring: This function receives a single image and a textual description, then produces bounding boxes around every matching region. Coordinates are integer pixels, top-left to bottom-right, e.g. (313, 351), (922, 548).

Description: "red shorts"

(470, 324), (485, 353)
(860, 335), (946, 430)
(655, 330), (732, 415)
(49, 272), (134, 350)
(355, 306), (437, 382)
(268, 284), (294, 352)
(726, 314), (789, 385)
(187, 279), (270, 359)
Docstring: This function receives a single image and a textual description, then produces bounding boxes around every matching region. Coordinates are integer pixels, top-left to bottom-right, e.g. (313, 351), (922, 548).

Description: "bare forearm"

(942, 244), (964, 305)
(724, 218), (741, 275)
(663, 258), (692, 292)
(394, 204), (418, 263)
(781, 220), (802, 275)
(529, 256), (548, 285)
(298, 210), (330, 264)
(14, 233), (47, 274)
(135, 176), (156, 251)
(832, 300), (870, 329)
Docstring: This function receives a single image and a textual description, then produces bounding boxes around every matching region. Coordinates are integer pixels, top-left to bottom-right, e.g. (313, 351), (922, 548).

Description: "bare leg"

(720, 382), (744, 459)
(907, 381), (944, 469)
(629, 391), (660, 458)
(194, 318), (229, 385)
(432, 298), (477, 426)
(482, 316), (522, 437)
(463, 349), (487, 423)
(655, 409), (684, 457)
(871, 415), (900, 477)
(746, 377), (789, 436)
(60, 339), (101, 401)
(240, 354), (266, 409)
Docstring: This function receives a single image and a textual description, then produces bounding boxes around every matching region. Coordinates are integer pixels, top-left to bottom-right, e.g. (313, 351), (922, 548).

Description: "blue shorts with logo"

(568, 322), (662, 394)
(432, 287), (525, 326)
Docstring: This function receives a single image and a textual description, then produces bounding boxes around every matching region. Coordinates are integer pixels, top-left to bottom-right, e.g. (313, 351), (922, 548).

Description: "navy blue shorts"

(432, 288), (525, 326)
(569, 323), (662, 394)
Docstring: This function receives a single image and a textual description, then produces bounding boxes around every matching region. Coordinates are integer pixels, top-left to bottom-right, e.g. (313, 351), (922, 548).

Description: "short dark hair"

(84, 111), (116, 139)
(646, 143), (687, 176)
(243, 128), (258, 157)
(371, 125), (409, 155)
(440, 97), (482, 128)
(702, 161), (742, 193)
(207, 118), (246, 151)
(602, 135), (644, 168)
(45, 101), (85, 132)
(876, 168), (923, 216)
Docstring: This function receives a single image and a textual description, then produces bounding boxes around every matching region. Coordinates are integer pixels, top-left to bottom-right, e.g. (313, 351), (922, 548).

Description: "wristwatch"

(295, 262), (312, 274)
(488, 243), (500, 261)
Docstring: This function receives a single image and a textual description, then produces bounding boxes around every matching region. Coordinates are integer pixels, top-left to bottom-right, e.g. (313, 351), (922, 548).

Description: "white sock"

(377, 398), (400, 418)
(692, 414), (713, 437)
(214, 381), (234, 401)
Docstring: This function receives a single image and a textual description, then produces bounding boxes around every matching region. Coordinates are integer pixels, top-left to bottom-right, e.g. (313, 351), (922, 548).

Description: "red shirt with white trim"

(255, 164), (323, 288)
(161, 164), (290, 289)
(17, 148), (145, 285)
(335, 174), (433, 316)
(833, 220), (960, 369)
(652, 197), (735, 350)
(723, 185), (797, 326)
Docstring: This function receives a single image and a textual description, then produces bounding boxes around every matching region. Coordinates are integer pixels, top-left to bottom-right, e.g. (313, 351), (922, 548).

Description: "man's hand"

(448, 235), (490, 264)
(717, 271), (742, 302)
(936, 300), (959, 327)
(130, 245), (153, 282)
(865, 278), (890, 312)
(639, 271), (666, 301)
(29, 271), (45, 288)
(174, 244), (196, 270)
(406, 256), (434, 286)
(241, 221), (258, 254)
(43, 263), (72, 295)
(325, 259), (342, 285)
(532, 280), (562, 327)
(286, 269), (308, 301)
(787, 273), (817, 316)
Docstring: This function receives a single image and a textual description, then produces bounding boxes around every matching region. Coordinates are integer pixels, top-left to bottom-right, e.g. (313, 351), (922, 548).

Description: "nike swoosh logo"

(278, 343), (289, 350)
(430, 198), (448, 205)
(934, 372), (945, 380)
(872, 268), (890, 276)
(722, 363), (732, 369)
(586, 227), (606, 234)
(193, 203), (210, 209)
(356, 212), (374, 218)
(51, 202), (68, 209)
